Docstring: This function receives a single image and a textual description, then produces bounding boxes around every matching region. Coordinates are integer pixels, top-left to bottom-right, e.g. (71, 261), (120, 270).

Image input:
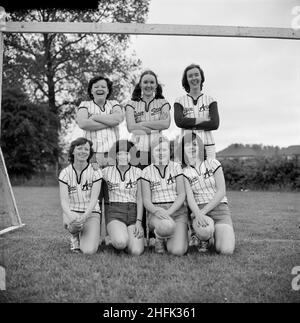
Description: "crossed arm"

(174, 101), (220, 131)
(125, 103), (171, 135)
(76, 105), (124, 131)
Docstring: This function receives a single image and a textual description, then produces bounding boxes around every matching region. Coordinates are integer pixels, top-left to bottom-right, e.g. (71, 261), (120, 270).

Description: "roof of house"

(217, 144), (300, 158)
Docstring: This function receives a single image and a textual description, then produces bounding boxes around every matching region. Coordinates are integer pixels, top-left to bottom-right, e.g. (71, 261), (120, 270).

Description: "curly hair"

(87, 75), (113, 100)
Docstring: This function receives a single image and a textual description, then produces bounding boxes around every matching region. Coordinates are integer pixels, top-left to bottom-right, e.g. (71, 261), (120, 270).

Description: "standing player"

(174, 64), (219, 159)
(76, 75), (124, 167)
(125, 70), (171, 244)
(76, 75), (124, 244)
(180, 133), (235, 254)
(102, 140), (144, 255)
(59, 137), (102, 254)
(125, 70), (171, 167)
(141, 136), (188, 255)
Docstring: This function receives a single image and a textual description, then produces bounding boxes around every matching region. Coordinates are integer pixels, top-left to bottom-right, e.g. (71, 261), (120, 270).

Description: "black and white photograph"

(0, 0), (299, 307)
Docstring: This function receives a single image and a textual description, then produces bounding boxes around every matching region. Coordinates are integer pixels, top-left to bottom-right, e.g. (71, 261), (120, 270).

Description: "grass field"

(0, 187), (299, 303)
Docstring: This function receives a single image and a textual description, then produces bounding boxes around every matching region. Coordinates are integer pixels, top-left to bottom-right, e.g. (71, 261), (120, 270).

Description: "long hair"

(181, 64), (205, 93)
(131, 70), (164, 101)
(87, 75), (113, 100)
(68, 137), (94, 164)
(177, 133), (205, 167)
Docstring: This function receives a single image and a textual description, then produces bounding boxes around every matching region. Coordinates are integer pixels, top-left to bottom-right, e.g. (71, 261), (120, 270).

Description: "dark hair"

(177, 133), (205, 167)
(68, 137), (94, 163)
(87, 76), (113, 100)
(131, 70), (164, 101)
(109, 139), (137, 164)
(181, 64), (205, 93)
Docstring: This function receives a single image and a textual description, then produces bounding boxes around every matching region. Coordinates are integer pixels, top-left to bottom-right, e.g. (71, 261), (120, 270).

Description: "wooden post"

(0, 7), (24, 236)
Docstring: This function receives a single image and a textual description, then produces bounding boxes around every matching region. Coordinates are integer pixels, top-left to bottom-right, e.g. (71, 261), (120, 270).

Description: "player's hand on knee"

(134, 222), (144, 239)
(194, 211), (209, 227)
(154, 208), (171, 220)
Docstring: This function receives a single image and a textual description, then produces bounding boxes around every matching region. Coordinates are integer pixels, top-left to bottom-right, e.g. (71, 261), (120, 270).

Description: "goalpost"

(0, 6), (299, 236)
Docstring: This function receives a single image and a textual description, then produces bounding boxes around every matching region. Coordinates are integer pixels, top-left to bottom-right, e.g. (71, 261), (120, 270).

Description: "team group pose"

(59, 64), (235, 256)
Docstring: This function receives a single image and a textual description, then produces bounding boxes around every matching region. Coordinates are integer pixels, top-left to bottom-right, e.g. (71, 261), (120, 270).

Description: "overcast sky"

(70, 0), (300, 152)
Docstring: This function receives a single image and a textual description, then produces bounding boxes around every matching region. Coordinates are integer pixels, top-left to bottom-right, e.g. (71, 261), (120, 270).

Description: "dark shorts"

(198, 202), (233, 226)
(105, 202), (137, 226)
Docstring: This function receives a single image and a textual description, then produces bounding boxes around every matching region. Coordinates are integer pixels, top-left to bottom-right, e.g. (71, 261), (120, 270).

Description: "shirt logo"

(167, 174), (175, 185)
(68, 186), (77, 194)
(189, 176), (199, 185)
(183, 107), (194, 117)
(203, 168), (213, 179)
(150, 181), (161, 189)
(150, 107), (161, 116)
(198, 104), (206, 112)
(82, 180), (89, 191)
(107, 181), (119, 190)
(125, 179), (136, 189)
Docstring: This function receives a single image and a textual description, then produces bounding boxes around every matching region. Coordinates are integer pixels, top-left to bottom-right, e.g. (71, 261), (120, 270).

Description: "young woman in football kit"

(76, 75), (124, 244)
(125, 70), (171, 244)
(174, 64), (220, 159)
(141, 136), (188, 255)
(180, 133), (235, 254)
(102, 140), (144, 255)
(59, 137), (102, 254)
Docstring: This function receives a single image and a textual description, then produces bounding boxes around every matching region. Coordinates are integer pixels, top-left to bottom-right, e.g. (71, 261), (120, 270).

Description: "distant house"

(217, 144), (299, 160)
(279, 145), (300, 160)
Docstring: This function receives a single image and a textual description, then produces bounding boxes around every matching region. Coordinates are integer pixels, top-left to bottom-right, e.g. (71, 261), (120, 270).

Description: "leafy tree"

(1, 87), (59, 179)
(3, 2), (150, 138)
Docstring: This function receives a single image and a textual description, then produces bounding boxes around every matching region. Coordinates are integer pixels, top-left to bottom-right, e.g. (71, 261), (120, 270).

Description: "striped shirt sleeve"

(58, 168), (68, 185)
(78, 100), (89, 111)
(111, 100), (122, 112)
(92, 168), (103, 183)
(141, 166), (150, 182)
(136, 167), (143, 181)
(210, 159), (222, 173)
(124, 100), (135, 111)
(174, 162), (183, 177)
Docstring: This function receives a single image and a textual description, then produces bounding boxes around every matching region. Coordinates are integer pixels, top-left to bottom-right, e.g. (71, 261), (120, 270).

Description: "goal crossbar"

(1, 22), (300, 40)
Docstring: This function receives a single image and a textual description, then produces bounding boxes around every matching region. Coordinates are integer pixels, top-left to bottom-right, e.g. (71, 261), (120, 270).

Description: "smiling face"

(186, 67), (202, 92)
(140, 73), (157, 98)
(73, 142), (91, 163)
(184, 138), (204, 164)
(152, 141), (170, 165)
(117, 150), (130, 166)
(91, 79), (109, 101)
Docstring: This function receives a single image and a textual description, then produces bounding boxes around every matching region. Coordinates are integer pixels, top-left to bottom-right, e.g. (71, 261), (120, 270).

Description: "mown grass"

(0, 187), (299, 303)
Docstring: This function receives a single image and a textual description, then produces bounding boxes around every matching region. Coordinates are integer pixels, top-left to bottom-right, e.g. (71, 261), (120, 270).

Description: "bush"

(221, 156), (300, 191)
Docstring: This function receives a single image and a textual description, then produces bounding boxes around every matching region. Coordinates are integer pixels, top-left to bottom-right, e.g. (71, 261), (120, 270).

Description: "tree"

(3, 2), (150, 139)
(0, 87), (59, 179)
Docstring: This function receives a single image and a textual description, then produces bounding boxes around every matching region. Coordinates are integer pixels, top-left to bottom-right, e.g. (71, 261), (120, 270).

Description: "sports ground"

(0, 187), (299, 303)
